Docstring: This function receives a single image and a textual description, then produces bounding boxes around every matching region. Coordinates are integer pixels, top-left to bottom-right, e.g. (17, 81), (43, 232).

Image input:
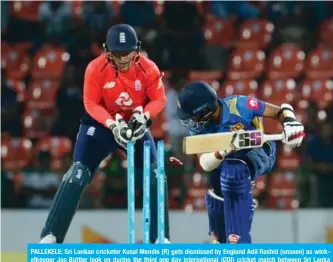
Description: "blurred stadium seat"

(266, 171), (298, 210)
(267, 43), (305, 80)
(35, 136), (72, 169)
(300, 79), (333, 108)
(183, 172), (208, 211)
(227, 48), (265, 80)
(237, 19), (274, 49)
(305, 47), (333, 80)
(31, 44), (69, 80)
(188, 70), (222, 91)
(25, 80), (60, 109)
(1, 45), (31, 80)
(22, 108), (56, 139)
(1, 137), (33, 170)
(6, 79), (26, 102)
(263, 118), (283, 135)
(276, 144), (300, 170)
(203, 15), (235, 49)
(9, 1), (41, 21)
(260, 79), (297, 105)
(188, 70), (223, 81)
(220, 79), (258, 97)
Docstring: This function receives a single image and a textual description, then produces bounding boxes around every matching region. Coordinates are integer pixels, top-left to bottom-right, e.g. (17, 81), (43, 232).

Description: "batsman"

(39, 24), (170, 243)
(177, 81), (305, 243)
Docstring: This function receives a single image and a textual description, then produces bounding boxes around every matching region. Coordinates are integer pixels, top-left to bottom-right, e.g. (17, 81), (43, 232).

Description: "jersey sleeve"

(83, 62), (113, 127)
(236, 95), (266, 120)
(143, 63), (167, 118)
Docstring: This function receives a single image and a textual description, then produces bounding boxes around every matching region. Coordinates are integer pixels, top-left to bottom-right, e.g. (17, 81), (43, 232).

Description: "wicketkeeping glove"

(128, 106), (152, 142)
(109, 114), (132, 149)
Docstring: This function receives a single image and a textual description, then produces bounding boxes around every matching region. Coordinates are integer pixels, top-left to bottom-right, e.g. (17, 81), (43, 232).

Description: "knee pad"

(205, 189), (226, 243)
(221, 159), (252, 195)
(41, 162), (91, 243)
(63, 162), (91, 186)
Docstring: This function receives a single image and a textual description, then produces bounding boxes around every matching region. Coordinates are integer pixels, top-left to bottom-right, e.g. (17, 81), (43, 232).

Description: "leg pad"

(40, 162), (91, 243)
(205, 189), (226, 243)
(220, 159), (254, 243)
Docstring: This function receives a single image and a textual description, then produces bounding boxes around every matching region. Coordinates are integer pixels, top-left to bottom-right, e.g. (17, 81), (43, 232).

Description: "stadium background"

(1, 1), (333, 256)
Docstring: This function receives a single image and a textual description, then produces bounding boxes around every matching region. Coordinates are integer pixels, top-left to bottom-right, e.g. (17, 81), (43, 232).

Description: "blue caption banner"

(27, 244), (332, 262)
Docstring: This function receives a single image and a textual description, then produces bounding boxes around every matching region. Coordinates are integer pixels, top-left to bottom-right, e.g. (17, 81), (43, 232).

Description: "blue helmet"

(105, 24), (140, 53)
(177, 81), (218, 131)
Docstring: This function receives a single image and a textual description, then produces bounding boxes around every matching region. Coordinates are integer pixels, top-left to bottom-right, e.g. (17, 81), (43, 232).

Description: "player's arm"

(83, 62), (115, 128)
(262, 102), (294, 122)
(199, 149), (232, 172)
(240, 96), (305, 148)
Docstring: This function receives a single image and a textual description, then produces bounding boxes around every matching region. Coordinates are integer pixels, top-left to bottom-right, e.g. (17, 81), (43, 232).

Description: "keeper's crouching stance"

(177, 81), (305, 243)
(39, 24), (170, 244)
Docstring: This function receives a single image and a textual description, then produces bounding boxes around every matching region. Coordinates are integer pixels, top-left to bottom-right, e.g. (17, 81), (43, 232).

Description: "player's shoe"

(228, 234), (240, 244)
(210, 233), (221, 244)
(39, 234), (56, 243)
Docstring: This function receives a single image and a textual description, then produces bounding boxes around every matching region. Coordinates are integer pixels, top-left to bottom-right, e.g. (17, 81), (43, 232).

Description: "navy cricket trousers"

(74, 124), (158, 177)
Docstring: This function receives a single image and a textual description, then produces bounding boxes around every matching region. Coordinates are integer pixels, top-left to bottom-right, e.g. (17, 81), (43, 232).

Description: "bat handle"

(264, 133), (285, 142)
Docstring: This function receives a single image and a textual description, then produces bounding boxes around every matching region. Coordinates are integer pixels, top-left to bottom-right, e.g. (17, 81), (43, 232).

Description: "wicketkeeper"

(39, 24), (170, 244)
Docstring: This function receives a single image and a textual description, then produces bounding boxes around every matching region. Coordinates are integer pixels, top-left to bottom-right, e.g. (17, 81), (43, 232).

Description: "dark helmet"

(105, 24), (140, 53)
(104, 24), (141, 71)
(177, 81), (218, 120)
(177, 81), (218, 131)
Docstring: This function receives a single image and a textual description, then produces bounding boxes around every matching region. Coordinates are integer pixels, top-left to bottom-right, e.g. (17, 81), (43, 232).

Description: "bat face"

(231, 130), (263, 149)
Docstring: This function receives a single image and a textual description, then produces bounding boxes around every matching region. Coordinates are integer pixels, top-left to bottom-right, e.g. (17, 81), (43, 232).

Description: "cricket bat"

(183, 130), (285, 155)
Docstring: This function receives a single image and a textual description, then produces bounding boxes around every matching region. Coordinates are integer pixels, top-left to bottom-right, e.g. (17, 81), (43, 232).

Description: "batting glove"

(280, 104), (305, 148)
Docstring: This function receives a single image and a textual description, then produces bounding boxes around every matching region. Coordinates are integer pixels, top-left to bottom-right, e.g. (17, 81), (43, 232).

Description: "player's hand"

(128, 106), (151, 142)
(282, 119), (305, 148)
(110, 114), (132, 149)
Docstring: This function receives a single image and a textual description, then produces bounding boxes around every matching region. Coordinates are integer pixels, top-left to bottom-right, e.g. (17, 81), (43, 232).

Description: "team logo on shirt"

(231, 123), (244, 131)
(103, 82), (116, 89)
(247, 97), (259, 110)
(115, 92), (133, 106)
(135, 80), (142, 91)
